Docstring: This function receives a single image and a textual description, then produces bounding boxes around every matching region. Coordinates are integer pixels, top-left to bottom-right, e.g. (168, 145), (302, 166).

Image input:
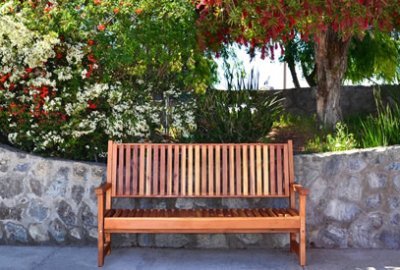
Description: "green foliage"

(195, 90), (283, 143)
(0, 0), (214, 161)
(347, 32), (400, 84)
(305, 122), (358, 153)
(357, 90), (400, 147)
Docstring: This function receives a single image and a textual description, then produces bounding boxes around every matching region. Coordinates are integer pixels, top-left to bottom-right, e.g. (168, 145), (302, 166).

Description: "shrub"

(195, 90), (283, 143)
(358, 89), (400, 147)
(305, 122), (358, 152)
(0, 1), (213, 161)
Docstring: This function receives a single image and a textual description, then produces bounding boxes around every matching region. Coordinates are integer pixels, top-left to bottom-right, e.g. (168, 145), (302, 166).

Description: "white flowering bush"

(0, 15), (161, 160)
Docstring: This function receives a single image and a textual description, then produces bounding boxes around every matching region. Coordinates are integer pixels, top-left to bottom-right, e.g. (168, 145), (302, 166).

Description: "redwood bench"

(96, 140), (309, 267)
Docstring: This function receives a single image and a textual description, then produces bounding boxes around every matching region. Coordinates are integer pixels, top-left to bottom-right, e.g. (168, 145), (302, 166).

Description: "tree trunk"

(287, 59), (301, 90)
(314, 27), (351, 129)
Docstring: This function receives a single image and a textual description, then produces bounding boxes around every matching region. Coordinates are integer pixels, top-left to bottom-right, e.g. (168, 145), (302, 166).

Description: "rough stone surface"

(49, 219), (67, 243)
(5, 222), (28, 243)
(155, 234), (190, 248)
(197, 234), (228, 248)
(0, 176), (23, 199)
(57, 200), (76, 227)
(0, 204), (22, 221)
(29, 202), (49, 222)
(325, 200), (361, 222)
(28, 224), (49, 242)
(1, 143), (400, 250)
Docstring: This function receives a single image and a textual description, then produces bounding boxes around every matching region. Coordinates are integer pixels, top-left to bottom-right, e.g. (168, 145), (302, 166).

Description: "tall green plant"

(359, 89), (400, 147)
(195, 90), (282, 143)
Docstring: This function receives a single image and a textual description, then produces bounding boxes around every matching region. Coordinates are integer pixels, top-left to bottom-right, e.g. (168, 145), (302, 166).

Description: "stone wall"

(1, 144), (399, 249)
(256, 85), (400, 117)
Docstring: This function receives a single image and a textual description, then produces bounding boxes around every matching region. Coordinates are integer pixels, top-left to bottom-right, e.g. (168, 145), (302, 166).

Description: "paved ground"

(0, 246), (399, 270)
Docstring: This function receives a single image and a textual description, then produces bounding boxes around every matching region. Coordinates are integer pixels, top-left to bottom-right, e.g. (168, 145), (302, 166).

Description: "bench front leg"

(96, 183), (111, 267)
(290, 183), (309, 266)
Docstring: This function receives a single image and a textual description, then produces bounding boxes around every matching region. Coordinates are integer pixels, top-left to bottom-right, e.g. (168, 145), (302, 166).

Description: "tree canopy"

(195, 0), (400, 127)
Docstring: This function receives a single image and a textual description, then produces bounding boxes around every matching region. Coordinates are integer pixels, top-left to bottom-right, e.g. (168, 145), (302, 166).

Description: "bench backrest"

(106, 141), (295, 198)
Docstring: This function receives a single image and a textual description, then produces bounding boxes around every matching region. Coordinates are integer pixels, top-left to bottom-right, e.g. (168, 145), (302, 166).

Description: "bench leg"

(289, 233), (297, 253)
(105, 233), (111, 255)
(98, 228), (105, 267)
(299, 228), (306, 266)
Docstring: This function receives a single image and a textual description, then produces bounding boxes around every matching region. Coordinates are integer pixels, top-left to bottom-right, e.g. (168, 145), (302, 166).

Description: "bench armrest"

(291, 183), (309, 196)
(96, 183), (111, 196)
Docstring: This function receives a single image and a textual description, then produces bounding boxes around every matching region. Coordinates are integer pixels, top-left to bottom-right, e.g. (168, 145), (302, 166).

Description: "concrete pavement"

(0, 246), (399, 270)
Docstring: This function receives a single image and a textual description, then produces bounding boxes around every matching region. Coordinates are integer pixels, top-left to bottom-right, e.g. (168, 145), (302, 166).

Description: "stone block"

(5, 222), (28, 243)
(49, 219), (67, 243)
(0, 204), (22, 221)
(57, 200), (76, 226)
(155, 234), (190, 248)
(379, 230), (400, 249)
(393, 175), (400, 192)
(348, 158), (367, 172)
(46, 167), (69, 196)
(29, 178), (42, 197)
(28, 224), (49, 242)
(197, 234), (228, 248)
(365, 194), (381, 209)
(29, 202), (49, 222)
(0, 176), (23, 199)
(71, 185), (84, 205)
(325, 199), (360, 222)
(367, 173), (387, 189)
(319, 225), (348, 248)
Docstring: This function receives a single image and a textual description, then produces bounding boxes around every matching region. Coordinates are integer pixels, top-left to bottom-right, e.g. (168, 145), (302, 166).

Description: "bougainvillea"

(195, 0), (400, 127)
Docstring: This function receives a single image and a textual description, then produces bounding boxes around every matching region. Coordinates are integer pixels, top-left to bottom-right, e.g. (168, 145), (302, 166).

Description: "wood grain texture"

(208, 145), (214, 196)
(181, 145), (186, 196)
(97, 141), (308, 267)
(235, 145), (242, 196)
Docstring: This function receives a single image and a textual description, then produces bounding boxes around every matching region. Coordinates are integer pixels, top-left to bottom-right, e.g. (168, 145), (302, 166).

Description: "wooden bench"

(96, 140), (309, 267)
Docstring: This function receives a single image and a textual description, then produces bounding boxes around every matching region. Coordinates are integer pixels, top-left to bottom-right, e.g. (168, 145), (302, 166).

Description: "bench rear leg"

(289, 233), (297, 253)
(105, 233), (111, 255)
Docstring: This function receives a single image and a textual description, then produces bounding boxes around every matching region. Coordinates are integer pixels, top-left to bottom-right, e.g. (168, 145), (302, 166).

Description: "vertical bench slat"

(256, 145), (262, 196)
(242, 145), (248, 196)
(222, 145), (228, 195)
(229, 145), (235, 196)
(153, 145), (159, 195)
(284, 144), (290, 196)
(236, 145), (242, 196)
(167, 145), (173, 195)
(208, 145), (214, 196)
(215, 145), (221, 196)
(139, 145), (145, 196)
(269, 145), (276, 195)
(249, 145), (255, 195)
(174, 145), (180, 195)
(159, 145), (166, 196)
(188, 145), (193, 196)
(201, 145), (207, 195)
(132, 145), (138, 195)
(181, 145), (186, 196)
(125, 145), (131, 195)
(277, 145), (283, 195)
(118, 145), (124, 195)
(263, 145), (269, 195)
(195, 145), (200, 196)
(146, 145), (152, 196)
